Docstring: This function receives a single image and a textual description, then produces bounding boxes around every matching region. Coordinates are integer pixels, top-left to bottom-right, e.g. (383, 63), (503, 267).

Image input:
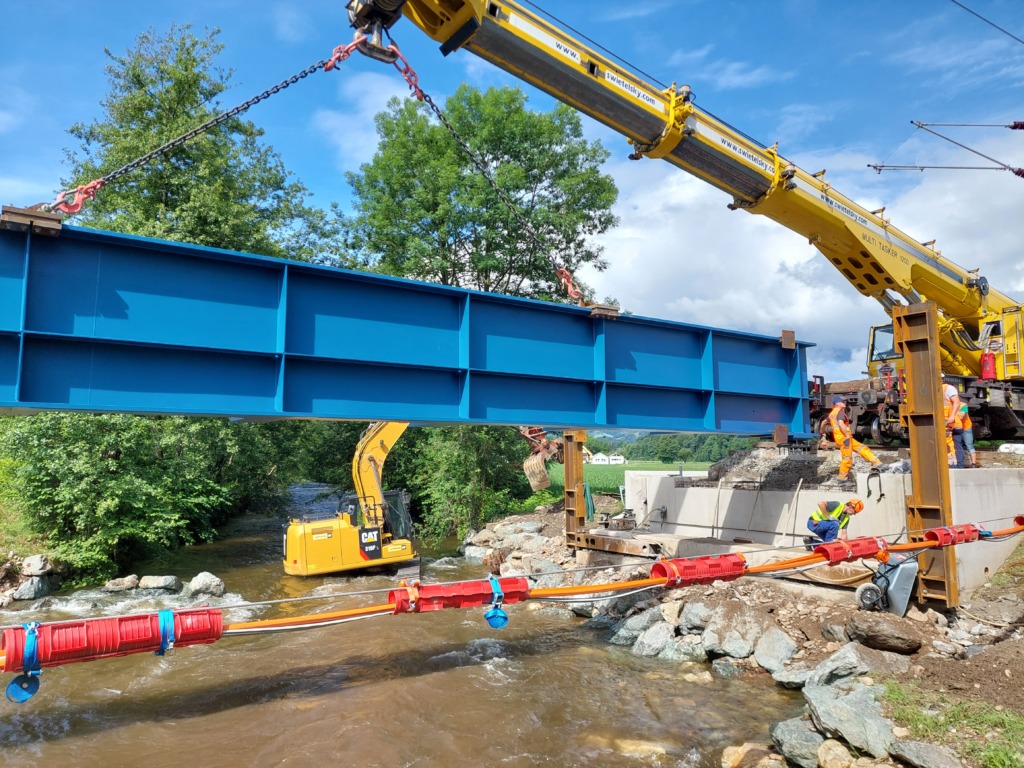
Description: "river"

(1, 486), (803, 767)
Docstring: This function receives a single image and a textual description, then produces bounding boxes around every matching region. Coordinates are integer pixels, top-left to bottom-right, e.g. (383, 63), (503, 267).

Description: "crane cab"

(282, 489), (417, 576)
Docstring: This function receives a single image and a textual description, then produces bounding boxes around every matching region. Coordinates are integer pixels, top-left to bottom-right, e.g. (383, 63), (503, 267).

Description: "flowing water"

(1, 487), (803, 767)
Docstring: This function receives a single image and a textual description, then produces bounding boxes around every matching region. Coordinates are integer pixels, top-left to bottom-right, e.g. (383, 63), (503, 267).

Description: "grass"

(511, 460), (711, 512)
(882, 681), (1024, 768)
(988, 540), (1024, 589)
(0, 499), (45, 560)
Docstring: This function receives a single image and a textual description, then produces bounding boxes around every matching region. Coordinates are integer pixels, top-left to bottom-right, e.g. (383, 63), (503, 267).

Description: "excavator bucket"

(523, 453), (551, 491)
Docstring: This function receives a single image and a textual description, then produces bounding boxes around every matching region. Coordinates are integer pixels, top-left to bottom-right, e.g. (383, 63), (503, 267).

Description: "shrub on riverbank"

(0, 414), (285, 581)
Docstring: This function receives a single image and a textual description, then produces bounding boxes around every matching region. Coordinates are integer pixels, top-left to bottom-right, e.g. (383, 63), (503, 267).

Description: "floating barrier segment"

(2, 518), (1022, 702)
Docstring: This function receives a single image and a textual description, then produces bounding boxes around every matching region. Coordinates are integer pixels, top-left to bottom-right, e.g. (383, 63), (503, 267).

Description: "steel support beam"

(0, 219), (813, 435)
(894, 302), (958, 606)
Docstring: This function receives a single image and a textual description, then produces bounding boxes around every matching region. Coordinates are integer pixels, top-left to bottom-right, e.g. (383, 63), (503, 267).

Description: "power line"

(949, 0), (1024, 46)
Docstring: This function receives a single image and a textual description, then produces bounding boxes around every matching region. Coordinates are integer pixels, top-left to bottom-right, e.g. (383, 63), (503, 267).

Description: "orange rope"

(224, 602), (396, 632)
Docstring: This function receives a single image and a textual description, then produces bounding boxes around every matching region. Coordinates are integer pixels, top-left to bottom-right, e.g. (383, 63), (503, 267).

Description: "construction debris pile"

(705, 444), (906, 492)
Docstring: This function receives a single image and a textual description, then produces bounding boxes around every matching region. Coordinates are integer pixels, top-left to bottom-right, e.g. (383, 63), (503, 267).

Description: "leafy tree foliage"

(622, 434), (755, 464)
(0, 26), (352, 581)
(337, 86), (620, 540)
(63, 24), (345, 264)
(412, 426), (532, 542)
(0, 414), (280, 579)
(343, 84), (618, 298)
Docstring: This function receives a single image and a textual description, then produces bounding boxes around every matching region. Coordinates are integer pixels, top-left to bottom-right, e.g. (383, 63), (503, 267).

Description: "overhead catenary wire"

(949, 0), (1024, 47)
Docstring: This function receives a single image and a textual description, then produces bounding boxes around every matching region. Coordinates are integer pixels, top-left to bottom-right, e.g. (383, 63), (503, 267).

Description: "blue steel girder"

(0, 223), (813, 436)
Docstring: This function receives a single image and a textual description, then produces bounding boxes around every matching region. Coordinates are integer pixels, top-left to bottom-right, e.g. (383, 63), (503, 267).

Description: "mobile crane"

(283, 421), (417, 575)
(344, 0), (1024, 442)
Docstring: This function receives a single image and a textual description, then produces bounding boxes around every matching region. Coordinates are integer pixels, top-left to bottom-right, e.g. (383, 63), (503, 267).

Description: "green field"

(545, 460), (710, 494)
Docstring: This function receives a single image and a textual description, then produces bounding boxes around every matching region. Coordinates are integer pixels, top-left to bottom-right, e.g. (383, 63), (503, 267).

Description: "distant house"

(591, 452), (610, 465)
(609, 454), (626, 465)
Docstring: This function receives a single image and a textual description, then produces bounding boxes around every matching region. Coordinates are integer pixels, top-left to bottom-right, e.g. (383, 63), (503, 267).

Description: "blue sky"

(2, 1), (1022, 384)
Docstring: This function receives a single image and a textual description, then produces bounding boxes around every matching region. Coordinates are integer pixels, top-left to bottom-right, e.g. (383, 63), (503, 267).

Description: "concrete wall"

(949, 469), (1024, 595)
(623, 468), (1024, 599)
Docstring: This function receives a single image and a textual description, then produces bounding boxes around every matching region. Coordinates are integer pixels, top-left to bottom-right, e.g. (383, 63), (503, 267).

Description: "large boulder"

(845, 612), (923, 654)
(769, 716), (824, 768)
(103, 574), (140, 592)
(182, 572), (225, 598)
(21, 554), (51, 576)
(803, 684), (893, 759)
(805, 642), (910, 687)
(139, 575), (182, 591)
(608, 606), (663, 646)
(754, 626), (798, 673)
(12, 576), (49, 601)
(702, 601), (771, 659)
(632, 621), (675, 657)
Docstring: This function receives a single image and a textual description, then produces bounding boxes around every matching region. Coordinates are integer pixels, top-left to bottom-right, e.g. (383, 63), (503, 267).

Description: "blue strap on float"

(484, 576), (509, 630)
(155, 610), (175, 656)
(5, 622), (42, 704)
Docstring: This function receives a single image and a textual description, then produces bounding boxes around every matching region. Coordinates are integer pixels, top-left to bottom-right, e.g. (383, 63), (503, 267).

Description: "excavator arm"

(352, 420), (409, 528)
(346, 0), (1021, 384)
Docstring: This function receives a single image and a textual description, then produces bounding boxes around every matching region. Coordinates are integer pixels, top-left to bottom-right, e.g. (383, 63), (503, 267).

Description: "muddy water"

(1, 489), (802, 768)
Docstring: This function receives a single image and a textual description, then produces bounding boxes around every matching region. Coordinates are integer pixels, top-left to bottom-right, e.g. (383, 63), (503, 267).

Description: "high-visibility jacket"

(828, 405), (848, 436)
(810, 501), (851, 531)
(942, 383), (960, 424)
(959, 405), (972, 431)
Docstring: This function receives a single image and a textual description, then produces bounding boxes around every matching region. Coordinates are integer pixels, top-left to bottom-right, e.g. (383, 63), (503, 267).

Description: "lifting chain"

(44, 37), (372, 215)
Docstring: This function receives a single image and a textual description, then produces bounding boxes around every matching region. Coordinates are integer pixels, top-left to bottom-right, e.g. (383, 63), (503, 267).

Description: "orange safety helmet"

(848, 498), (864, 513)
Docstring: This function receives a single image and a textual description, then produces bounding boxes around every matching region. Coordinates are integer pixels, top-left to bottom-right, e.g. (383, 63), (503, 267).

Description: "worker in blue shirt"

(806, 498), (863, 543)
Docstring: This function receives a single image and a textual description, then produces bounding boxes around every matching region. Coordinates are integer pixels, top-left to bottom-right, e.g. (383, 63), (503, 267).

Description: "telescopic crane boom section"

(347, 0), (1024, 437)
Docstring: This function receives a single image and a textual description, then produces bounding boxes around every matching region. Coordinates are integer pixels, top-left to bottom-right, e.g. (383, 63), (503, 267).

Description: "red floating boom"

(1, 609), (223, 673)
(813, 537), (888, 565)
(650, 553), (746, 587)
(924, 524), (981, 546)
(389, 577), (530, 615)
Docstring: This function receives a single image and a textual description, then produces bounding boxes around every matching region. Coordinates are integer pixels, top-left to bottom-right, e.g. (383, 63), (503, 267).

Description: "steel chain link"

(100, 59), (330, 186)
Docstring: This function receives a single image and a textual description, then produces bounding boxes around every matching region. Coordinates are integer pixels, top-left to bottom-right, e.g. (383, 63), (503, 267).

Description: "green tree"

(63, 24), (345, 264)
(0, 414), (280, 579)
(0, 26), (352, 581)
(343, 84), (618, 298)
(340, 86), (619, 538)
(413, 426), (531, 541)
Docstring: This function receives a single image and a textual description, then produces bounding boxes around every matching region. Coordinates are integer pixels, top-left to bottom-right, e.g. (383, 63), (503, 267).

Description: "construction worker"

(827, 395), (881, 480)
(942, 375), (963, 468)
(955, 402), (978, 468)
(806, 498), (864, 543)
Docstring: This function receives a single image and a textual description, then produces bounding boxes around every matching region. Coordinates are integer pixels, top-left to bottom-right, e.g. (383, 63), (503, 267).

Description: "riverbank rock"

(476, 507), (1018, 767)
(139, 575), (182, 591)
(103, 574), (140, 592)
(182, 571), (226, 598)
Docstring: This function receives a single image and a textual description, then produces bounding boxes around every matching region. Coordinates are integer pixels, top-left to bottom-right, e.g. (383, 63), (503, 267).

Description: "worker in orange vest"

(955, 402), (978, 468)
(942, 375), (963, 468)
(828, 396), (881, 480)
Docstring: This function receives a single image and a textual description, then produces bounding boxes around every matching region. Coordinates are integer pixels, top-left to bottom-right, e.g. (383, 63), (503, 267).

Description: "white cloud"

(310, 72), (411, 173)
(271, 5), (314, 44)
(578, 128), (1023, 387)
(0, 175), (59, 207)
